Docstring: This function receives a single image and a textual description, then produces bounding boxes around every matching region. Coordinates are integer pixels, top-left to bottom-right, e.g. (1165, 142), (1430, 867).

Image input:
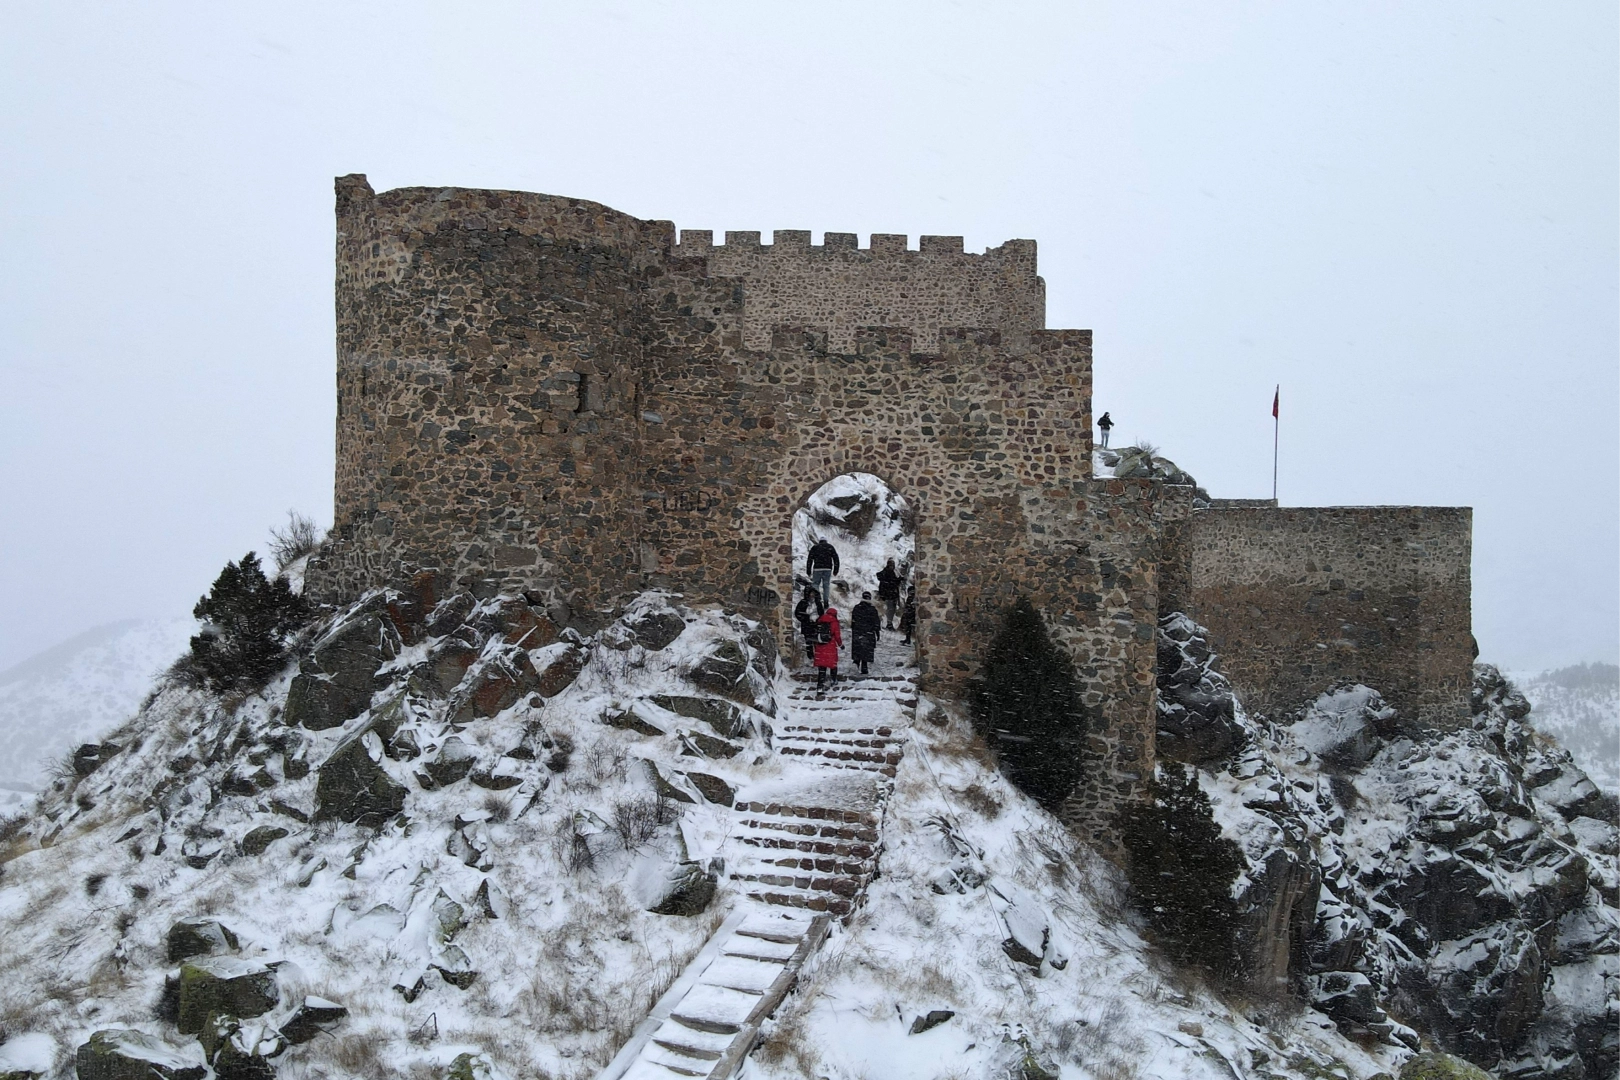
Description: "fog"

(1, 2), (1614, 674)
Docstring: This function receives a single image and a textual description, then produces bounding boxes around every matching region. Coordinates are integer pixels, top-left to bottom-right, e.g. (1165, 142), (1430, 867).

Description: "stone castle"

(307, 175), (1475, 824)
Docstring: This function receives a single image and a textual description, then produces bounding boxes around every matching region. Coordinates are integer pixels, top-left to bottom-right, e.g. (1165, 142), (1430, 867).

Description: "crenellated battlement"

(672, 227), (1043, 352)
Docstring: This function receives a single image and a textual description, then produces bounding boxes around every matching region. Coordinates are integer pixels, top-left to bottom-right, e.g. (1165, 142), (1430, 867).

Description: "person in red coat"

(813, 606), (842, 687)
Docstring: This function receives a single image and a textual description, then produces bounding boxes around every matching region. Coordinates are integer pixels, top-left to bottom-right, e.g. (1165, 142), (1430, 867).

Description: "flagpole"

(1272, 384), (1279, 503)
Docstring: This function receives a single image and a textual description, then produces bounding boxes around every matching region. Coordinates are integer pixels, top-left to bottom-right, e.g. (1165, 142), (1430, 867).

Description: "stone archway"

(787, 473), (918, 672)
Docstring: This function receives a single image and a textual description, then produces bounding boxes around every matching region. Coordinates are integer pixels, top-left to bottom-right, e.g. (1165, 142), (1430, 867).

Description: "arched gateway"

(309, 175), (1197, 828)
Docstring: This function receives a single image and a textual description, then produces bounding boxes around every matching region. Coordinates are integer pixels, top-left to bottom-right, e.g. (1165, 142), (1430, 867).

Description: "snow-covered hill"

(0, 618), (193, 806)
(1516, 664), (1619, 797)
(0, 584), (1611, 1080)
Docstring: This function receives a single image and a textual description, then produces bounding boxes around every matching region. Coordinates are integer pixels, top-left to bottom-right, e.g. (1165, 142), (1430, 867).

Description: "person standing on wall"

(1097, 411), (1113, 449)
(794, 585), (824, 662)
(850, 591), (882, 676)
(806, 536), (840, 608)
(876, 557), (903, 630)
(899, 585), (917, 648)
(813, 604), (843, 688)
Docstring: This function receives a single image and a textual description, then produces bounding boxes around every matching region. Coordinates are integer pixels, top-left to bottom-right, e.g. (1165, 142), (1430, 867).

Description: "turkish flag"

(1272, 386), (1279, 419)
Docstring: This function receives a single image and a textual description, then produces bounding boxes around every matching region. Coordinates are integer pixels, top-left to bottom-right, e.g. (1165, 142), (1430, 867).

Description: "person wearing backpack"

(813, 606), (843, 687)
(794, 585), (824, 662)
(876, 558), (903, 629)
(850, 592), (882, 676)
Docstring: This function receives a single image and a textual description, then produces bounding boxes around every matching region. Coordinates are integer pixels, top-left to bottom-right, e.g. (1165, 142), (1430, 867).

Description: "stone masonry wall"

(1188, 506), (1474, 730)
(673, 229), (1045, 353)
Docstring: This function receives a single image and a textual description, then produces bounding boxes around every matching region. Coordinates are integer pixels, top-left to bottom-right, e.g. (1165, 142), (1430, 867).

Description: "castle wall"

(673, 229), (1045, 353)
(318, 176), (671, 608)
(1188, 506), (1474, 729)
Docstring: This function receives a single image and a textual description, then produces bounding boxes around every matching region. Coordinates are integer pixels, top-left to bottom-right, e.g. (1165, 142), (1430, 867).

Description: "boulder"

(75, 1029), (206, 1080)
(412, 640), (480, 698)
(646, 860), (718, 917)
(426, 593), (477, 637)
(686, 640), (751, 701)
(420, 737), (478, 788)
(314, 723), (407, 826)
(176, 956), (280, 1034)
(239, 826), (288, 857)
(0, 1033), (55, 1080)
(909, 1010), (955, 1035)
(1398, 1053), (1493, 1080)
(628, 610), (686, 651)
(683, 772), (735, 806)
(681, 731), (742, 759)
(73, 742), (119, 777)
(1306, 970), (1384, 1027)
(278, 996), (348, 1045)
(167, 918), (239, 963)
(285, 611), (401, 730)
(534, 644), (586, 698)
(454, 652), (541, 721)
(651, 696), (750, 739)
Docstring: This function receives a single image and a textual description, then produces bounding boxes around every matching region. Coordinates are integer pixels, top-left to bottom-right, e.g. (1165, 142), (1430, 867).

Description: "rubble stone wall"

(672, 229), (1045, 353)
(1188, 506), (1474, 729)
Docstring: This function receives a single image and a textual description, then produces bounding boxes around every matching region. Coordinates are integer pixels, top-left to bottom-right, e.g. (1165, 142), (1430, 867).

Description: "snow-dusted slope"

(0, 618), (193, 804)
(1516, 664), (1619, 796)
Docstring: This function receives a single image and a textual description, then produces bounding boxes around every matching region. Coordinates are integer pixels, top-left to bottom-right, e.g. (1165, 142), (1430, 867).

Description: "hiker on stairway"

(806, 536), (840, 608)
(899, 585), (917, 646)
(876, 558), (904, 630)
(794, 585), (824, 662)
(813, 605), (843, 686)
(851, 592), (882, 676)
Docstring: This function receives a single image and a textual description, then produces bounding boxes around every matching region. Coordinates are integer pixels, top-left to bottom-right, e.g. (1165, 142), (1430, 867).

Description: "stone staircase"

(599, 638), (916, 1080)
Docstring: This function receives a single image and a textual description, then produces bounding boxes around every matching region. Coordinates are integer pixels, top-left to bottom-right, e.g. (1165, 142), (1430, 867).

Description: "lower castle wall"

(1188, 506), (1474, 729)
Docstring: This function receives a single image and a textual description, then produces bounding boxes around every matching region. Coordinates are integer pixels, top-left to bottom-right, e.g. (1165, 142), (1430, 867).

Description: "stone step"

(732, 871), (865, 898)
(733, 802), (875, 825)
(733, 818), (880, 844)
(737, 834), (875, 859)
(778, 725), (895, 737)
(777, 746), (902, 766)
(753, 854), (871, 876)
(742, 888), (854, 917)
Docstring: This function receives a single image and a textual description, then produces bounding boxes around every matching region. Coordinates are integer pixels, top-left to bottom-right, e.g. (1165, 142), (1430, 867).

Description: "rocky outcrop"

(1156, 613), (1243, 765)
(75, 1030), (206, 1080)
(176, 956), (280, 1034)
(166, 918), (239, 963)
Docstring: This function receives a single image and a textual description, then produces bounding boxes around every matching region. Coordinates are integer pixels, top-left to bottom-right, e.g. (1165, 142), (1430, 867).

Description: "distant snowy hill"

(1517, 663), (1620, 795)
(0, 617), (193, 804)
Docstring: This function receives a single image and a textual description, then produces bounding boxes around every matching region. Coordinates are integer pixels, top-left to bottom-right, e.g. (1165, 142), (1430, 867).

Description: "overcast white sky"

(1, 2), (1615, 674)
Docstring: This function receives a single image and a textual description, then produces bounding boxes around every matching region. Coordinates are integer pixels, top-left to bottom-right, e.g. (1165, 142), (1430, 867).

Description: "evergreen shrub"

(180, 552), (310, 693)
(969, 597), (1088, 809)
(1119, 763), (1245, 978)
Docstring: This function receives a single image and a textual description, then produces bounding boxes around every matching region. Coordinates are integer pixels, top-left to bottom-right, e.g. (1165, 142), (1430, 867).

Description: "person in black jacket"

(850, 591), (882, 675)
(806, 537), (840, 607)
(794, 585), (824, 661)
(899, 585), (917, 646)
(876, 558), (903, 629)
(1097, 411), (1114, 449)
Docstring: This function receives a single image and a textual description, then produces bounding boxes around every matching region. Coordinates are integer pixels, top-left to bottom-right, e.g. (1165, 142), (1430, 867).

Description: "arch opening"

(789, 473), (917, 677)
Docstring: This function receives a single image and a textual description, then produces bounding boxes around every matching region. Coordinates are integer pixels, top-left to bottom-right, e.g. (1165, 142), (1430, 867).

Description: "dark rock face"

(628, 609), (686, 650)
(279, 997), (348, 1044)
(285, 608), (401, 730)
(73, 742), (119, 777)
(314, 717), (407, 825)
(1212, 662), (1619, 1080)
(687, 641), (750, 700)
(647, 861), (718, 916)
(650, 695), (750, 739)
(1155, 614), (1243, 765)
(176, 957), (280, 1034)
(166, 918), (240, 963)
(76, 1029), (206, 1080)
(239, 825), (288, 856)
(535, 645), (586, 698)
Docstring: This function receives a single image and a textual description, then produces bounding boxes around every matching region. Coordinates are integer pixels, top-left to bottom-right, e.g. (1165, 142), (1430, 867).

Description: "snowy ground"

(0, 617), (193, 804)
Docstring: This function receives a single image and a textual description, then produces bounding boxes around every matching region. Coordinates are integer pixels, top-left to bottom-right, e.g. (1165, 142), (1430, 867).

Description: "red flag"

(1272, 386), (1279, 418)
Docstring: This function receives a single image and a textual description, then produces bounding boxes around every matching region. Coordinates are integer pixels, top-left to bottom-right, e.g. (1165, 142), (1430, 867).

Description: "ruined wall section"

(673, 229), (1044, 353)
(311, 175), (675, 607)
(1189, 506), (1474, 729)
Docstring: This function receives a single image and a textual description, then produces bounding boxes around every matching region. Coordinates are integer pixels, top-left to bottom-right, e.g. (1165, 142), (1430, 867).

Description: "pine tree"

(969, 597), (1088, 809)
(1120, 763), (1245, 978)
(185, 552), (310, 693)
